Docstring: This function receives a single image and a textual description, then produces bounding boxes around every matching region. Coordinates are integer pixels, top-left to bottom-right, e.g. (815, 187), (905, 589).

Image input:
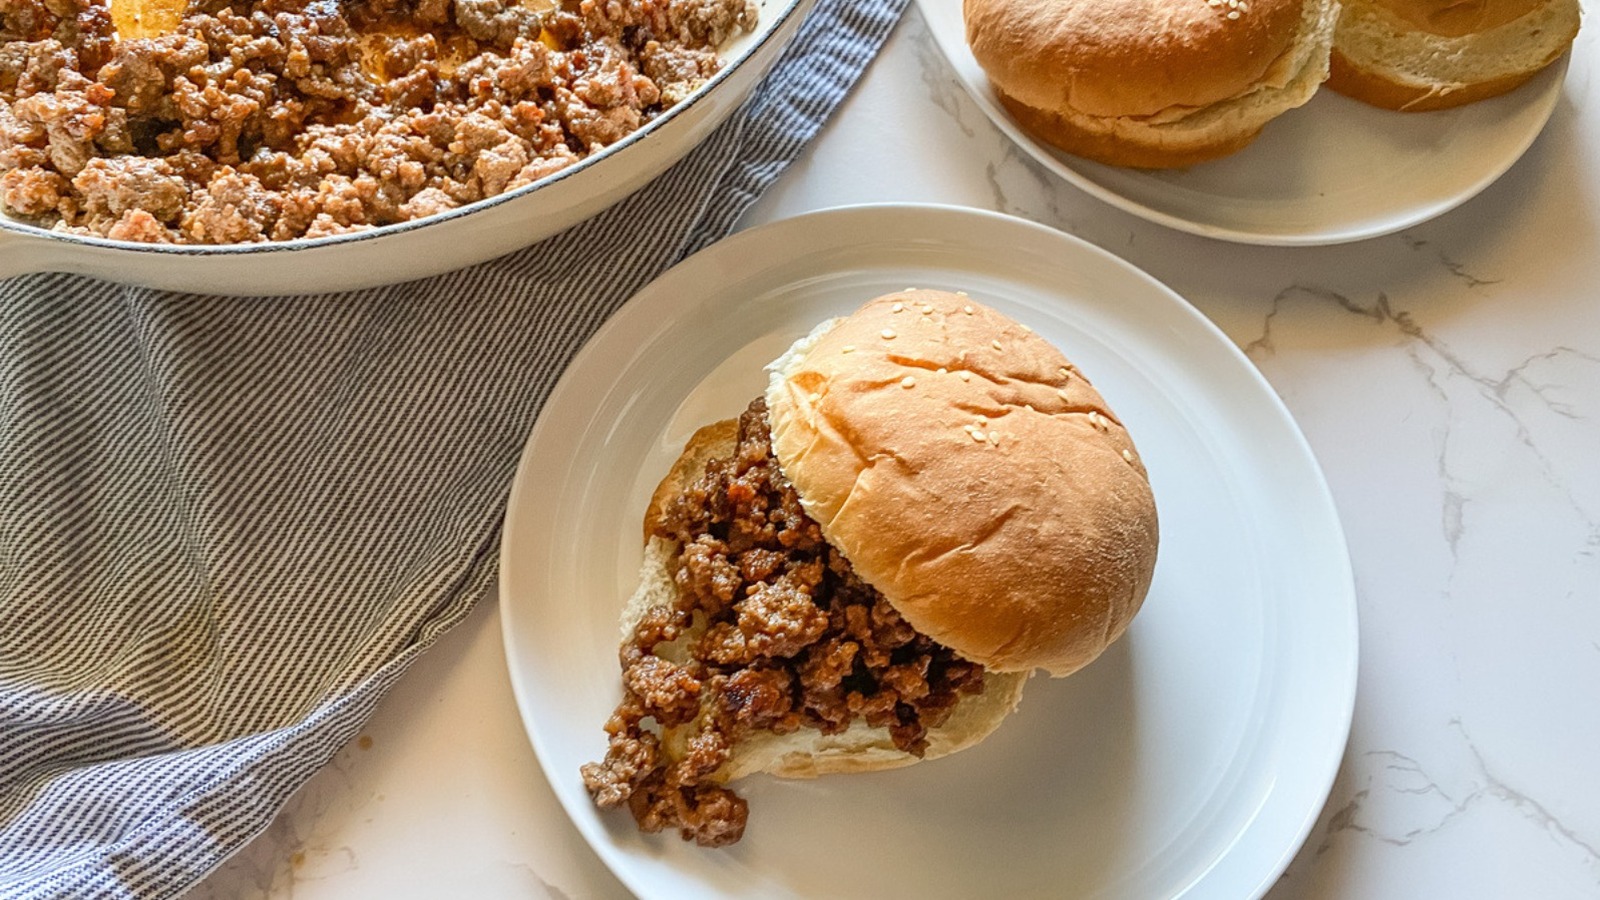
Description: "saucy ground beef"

(0, 0), (755, 242)
(580, 398), (987, 847)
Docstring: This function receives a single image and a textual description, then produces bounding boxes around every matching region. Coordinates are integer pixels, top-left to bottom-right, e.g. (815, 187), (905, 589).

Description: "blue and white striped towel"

(0, 0), (905, 894)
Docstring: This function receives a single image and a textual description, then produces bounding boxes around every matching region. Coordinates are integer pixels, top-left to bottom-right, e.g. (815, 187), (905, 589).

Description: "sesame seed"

(904, 287), (918, 292)
(1057, 389), (1071, 402)
(892, 302), (904, 313)
(1059, 366), (1072, 377)
(991, 340), (1003, 351)
(1020, 324), (1032, 333)
(1025, 404), (1035, 412)
(977, 416), (988, 426)
(901, 376), (916, 389)
(963, 305), (975, 315)
(842, 345), (855, 354)
(1227, 9), (1239, 17)
(988, 432), (1000, 445)
(956, 291), (968, 296)
(1122, 448), (1134, 461)
(959, 371), (972, 382)
(936, 367), (947, 375)
(970, 430), (987, 442)
(881, 329), (897, 340)
(1207, 0), (1220, 5)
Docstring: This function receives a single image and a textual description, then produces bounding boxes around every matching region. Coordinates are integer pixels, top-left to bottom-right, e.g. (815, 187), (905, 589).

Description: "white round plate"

(500, 204), (1358, 899)
(915, 0), (1567, 246)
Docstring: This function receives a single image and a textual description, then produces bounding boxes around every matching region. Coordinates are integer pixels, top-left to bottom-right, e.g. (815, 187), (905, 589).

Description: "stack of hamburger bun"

(963, 0), (1579, 167)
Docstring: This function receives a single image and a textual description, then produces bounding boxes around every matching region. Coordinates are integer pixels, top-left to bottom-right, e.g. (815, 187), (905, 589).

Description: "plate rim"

(910, 0), (1567, 247)
(498, 202), (1360, 899)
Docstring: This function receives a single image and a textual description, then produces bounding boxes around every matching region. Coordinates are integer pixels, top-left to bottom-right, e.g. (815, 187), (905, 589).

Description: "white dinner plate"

(499, 204), (1358, 899)
(915, 0), (1567, 246)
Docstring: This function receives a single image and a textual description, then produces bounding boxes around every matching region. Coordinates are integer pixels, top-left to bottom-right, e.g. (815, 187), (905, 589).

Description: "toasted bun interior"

(1326, 0), (1578, 110)
(624, 420), (1029, 781)
(765, 291), (1159, 677)
(964, 0), (1338, 167)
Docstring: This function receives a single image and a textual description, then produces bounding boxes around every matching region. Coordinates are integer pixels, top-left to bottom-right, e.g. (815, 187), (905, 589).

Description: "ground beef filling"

(0, 0), (755, 242)
(580, 398), (988, 847)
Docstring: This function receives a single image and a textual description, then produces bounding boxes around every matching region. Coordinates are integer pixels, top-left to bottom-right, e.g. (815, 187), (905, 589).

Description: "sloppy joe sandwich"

(581, 290), (1160, 846)
(963, 0), (1340, 167)
(1326, 0), (1579, 110)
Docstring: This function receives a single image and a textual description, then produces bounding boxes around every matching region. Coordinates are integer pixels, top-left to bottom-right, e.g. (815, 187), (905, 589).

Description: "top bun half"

(965, 0), (1314, 118)
(765, 291), (1159, 677)
(964, 0), (1338, 167)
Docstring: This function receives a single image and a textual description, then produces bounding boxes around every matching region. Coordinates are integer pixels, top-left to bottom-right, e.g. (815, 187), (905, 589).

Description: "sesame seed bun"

(1325, 0), (1578, 111)
(964, 0), (1339, 167)
(765, 291), (1160, 676)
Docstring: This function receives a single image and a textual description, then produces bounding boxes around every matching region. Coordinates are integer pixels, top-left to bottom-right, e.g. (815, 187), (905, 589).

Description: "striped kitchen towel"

(0, 0), (906, 895)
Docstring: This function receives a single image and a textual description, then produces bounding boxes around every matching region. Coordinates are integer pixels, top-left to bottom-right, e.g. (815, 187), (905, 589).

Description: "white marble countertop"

(186, 8), (1600, 899)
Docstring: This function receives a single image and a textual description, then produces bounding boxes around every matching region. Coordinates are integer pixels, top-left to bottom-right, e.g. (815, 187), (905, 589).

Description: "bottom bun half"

(1325, 0), (1579, 110)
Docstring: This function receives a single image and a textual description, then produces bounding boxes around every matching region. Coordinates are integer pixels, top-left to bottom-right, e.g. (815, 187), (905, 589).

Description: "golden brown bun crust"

(964, 0), (1308, 117)
(628, 421), (1029, 780)
(1326, 46), (1543, 109)
(997, 90), (1263, 169)
(766, 291), (1159, 677)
